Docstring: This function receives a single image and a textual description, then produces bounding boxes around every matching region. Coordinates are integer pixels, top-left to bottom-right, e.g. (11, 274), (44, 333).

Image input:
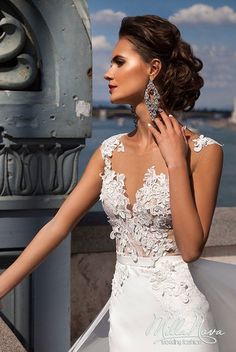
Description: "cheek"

(120, 64), (147, 95)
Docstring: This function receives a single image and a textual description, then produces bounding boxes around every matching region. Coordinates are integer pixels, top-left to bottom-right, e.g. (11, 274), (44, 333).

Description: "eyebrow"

(110, 55), (126, 63)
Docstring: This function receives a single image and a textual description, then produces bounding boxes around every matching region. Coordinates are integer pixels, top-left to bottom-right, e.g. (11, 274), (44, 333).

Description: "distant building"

(229, 98), (236, 124)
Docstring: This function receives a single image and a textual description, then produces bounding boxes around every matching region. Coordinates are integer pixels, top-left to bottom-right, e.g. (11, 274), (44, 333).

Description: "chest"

(108, 144), (197, 207)
(100, 162), (172, 227)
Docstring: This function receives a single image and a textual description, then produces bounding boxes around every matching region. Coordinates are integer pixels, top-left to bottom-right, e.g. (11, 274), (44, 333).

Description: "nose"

(104, 66), (113, 81)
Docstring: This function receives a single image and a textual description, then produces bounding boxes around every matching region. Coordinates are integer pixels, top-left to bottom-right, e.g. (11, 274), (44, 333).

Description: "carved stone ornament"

(0, 142), (83, 196)
(0, 10), (39, 90)
(0, 1), (92, 209)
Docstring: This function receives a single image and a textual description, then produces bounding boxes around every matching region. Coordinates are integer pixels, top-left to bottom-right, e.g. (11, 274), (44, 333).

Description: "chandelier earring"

(144, 78), (162, 121)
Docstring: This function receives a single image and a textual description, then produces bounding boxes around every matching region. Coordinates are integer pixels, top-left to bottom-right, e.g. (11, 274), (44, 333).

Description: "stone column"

(0, 1), (92, 351)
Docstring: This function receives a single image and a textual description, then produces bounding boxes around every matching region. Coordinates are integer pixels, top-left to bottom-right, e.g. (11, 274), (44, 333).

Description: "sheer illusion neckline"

(109, 133), (169, 215)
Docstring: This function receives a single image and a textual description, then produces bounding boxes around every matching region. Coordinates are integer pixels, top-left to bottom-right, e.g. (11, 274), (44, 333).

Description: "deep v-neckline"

(115, 167), (169, 215)
(110, 133), (169, 216)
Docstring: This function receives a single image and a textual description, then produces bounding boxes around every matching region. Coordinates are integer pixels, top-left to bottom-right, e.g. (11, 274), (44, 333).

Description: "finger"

(181, 126), (188, 143)
(147, 123), (161, 141)
(153, 117), (166, 133)
(159, 111), (174, 130)
(168, 114), (182, 134)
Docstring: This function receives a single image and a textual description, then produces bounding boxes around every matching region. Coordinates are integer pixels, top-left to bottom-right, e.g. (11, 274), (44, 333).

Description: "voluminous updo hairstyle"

(119, 15), (204, 112)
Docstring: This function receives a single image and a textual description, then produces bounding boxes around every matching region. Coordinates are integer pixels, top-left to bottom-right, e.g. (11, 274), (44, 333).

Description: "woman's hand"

(147, 111), (189, 168)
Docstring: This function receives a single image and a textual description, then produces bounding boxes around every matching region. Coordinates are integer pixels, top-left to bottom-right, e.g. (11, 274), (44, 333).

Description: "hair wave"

(119, 15), (204, 112)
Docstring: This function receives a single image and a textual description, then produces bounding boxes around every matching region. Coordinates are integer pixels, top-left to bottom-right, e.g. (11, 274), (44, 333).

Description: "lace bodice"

(99, 132), (223, 264)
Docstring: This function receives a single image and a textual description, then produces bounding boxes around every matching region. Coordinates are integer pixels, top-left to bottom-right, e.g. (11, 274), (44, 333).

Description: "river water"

(78, 117), (236, 211)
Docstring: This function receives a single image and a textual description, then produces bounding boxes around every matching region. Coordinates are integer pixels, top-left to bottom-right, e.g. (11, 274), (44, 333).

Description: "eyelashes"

(116, 59), (125, 66)
(110, 59), (125, 67)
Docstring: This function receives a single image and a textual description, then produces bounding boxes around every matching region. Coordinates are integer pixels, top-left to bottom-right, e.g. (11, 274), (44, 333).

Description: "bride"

(0, 14), (235, 351)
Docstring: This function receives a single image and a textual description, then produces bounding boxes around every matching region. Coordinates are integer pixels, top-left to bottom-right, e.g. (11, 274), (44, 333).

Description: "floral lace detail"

(148, 257), (210, 319)
(192, 134), (223, 152)
(111, 262), (129, 297)
(99, 134), (125, 169)
(150, 259), (191, 305)
(99, 133), (177, 263)
(99, 133), (223, 264)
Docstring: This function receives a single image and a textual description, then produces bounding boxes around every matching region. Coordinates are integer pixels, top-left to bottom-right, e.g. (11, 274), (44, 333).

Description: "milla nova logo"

(145, 312), (225, 345)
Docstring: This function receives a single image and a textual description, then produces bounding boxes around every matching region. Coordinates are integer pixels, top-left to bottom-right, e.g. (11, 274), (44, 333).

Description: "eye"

(116, 59), (125, 66)
(116, 60), (124, 66)
(110, 58), (125, 68)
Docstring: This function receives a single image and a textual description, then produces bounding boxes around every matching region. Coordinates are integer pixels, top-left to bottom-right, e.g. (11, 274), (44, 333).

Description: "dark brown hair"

(119, 15), (204, 112)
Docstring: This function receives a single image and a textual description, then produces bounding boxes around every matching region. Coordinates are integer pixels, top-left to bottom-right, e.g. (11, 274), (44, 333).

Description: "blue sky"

(88, 1), (236, 109)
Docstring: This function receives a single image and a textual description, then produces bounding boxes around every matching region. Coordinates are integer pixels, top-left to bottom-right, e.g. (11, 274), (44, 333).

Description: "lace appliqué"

(148, 258), (210, 321)
(132, 167), (176, 257)
(100, 134), (124, 163)
(192, 134), (223, 152)
(99, 132), (223, 264)
(99, 133), (177, 263)
(150, 260), (191, 305)
(111, 263), (129, 297)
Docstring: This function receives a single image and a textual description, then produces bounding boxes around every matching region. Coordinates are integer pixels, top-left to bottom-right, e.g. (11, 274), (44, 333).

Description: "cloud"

(197, 45), (236, 89)
(91, 9), (127, 24)
(191, 44), (199, 52)
(92, 35), (112, 50)
(169, 4), (236, 24)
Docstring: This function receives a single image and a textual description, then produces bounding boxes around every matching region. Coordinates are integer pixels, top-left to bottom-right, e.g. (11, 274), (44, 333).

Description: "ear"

(149, 58), (162, 80)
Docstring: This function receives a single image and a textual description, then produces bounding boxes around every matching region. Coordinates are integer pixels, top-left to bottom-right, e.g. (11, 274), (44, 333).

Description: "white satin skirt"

(69, 255), (236, 352)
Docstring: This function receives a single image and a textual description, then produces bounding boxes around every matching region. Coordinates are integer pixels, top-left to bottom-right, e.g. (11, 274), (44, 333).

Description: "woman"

(0, 15), (235, 352)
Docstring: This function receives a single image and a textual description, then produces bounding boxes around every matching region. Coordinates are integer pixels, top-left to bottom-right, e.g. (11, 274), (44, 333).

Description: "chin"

(110, 95), (131, 105)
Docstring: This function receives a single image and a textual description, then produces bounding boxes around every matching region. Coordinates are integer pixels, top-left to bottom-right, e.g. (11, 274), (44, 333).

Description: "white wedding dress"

(69, 133), (236, 352)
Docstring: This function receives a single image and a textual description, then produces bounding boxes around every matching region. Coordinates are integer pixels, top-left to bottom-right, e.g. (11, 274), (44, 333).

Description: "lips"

(108, 84), (117, 90)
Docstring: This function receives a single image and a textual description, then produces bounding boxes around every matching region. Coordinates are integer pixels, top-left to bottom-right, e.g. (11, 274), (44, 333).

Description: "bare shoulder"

(185, 130), (224, 176)
(195, 141), (223, 174)
(74, 145), (104, 177)
(91, 144), (105, 164)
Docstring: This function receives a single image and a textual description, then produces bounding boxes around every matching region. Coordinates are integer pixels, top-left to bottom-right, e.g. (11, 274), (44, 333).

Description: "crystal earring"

(130, 105), (137, 128)
(144, 79), (162, 120)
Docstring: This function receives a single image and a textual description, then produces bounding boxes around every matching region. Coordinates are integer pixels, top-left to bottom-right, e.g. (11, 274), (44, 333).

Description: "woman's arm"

(168, 143), (223, 263)
(0, 146), (104, 298)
